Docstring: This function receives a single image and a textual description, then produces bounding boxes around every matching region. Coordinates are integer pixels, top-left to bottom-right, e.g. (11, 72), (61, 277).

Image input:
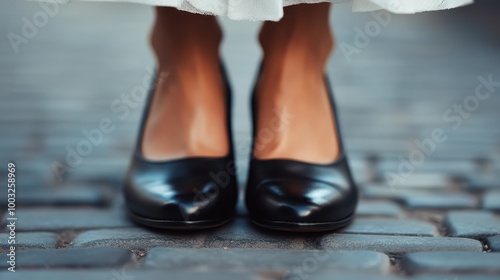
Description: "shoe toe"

(248, 179), (356, 223)
(125, 176), (233, 222)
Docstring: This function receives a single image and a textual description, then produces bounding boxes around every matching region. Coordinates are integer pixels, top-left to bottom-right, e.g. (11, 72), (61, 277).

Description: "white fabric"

(34, 0), (474, 21)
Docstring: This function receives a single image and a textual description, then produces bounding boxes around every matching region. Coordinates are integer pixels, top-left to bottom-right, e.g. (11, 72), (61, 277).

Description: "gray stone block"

(340, 218), (438, 236)
(466, 175), (500, 190)
(204, 218), (314, 249)
(486, 235), (500, 252)
(144, 247), (390, 274)
(366, 173), (450, 189)
(236, 198), (247, 216)
(0, 186), (109, 207)
(73, 228), (205, 250)
(307, 274), (403, 280)
(412, 275), (500, 280)
(356, 201), (404, 218)
(361, 186), (406, 200)
(1, 208), (133, 231)
(0, 269), (250, 280)
(401, 251), (500, 274)
(483, 191), (500, 211)
(0, 247), (134, 269)
(362, 187), (476, 209)
(444, 211), (500, 238)
(0, 232), (59, 252)
(403, 193), (476, 209)
(375, 160), (475, 178)
(320, 234), (482, 254)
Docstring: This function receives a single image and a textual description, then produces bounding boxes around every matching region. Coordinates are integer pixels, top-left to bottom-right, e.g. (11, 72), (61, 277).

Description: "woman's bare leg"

(142, 8), (228, 160)
(255, 3), (339, 163)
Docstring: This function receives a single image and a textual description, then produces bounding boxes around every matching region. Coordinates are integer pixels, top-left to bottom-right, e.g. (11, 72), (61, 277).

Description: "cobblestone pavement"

(1, 0), (500, 279)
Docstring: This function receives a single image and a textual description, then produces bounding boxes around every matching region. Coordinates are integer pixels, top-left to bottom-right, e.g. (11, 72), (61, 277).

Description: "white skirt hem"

(32, 0), (474, 21)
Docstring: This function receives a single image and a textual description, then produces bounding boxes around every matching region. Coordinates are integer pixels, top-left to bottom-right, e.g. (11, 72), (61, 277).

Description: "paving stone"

(204, 218), (313, 249)
(483, 191), (500, 211)
(401, 251), (500, 274)
(486, 235), (500, 252)
(236, 198), (247, 216)
(412, 275), (500, 280)
(307, 274), (403, 280)
(362, 187), (477, 209)
(356, 201), (404, 217)
(0, 187), (109, 207)
(73, 228), (205, 250)
(144, 248), (390, 273)
(0, 208), (133, 231)
(5, 270), (414, 280)
(359, 188), (411, 206)
(0, 247), (134, 269)
(361, 186), (413, 200)
(372, 173), (451, 189)
(0, 232), (59, 252)
(376, 160), (476, 178)
(339, 218), (438, 236)
(320, 234), (482, 254)
(466, 175), (500, 190)
(0, 171), (46, 191)
(403, 193), (476, 209)
(0, 270), (251, 280)
(444, 211), (500, 238)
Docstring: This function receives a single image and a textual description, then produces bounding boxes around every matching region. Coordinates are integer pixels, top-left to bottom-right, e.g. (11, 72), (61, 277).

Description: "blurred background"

(0, 0), (500, 277)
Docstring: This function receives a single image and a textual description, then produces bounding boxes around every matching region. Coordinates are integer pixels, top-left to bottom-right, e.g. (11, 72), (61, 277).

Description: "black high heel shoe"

(124, 65), (238, 230)
(245, 69), (358, 232)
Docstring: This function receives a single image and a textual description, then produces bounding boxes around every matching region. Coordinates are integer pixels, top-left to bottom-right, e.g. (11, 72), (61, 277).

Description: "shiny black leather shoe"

(124, 66), (238, 230)
(245, 73), (358, 232)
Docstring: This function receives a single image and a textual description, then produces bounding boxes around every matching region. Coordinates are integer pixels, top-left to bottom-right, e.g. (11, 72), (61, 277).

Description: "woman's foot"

(246, 4), (357, 232)
(142, 8), (229, 161)
(254, 3), (339, 164)
(124, 8), (238, 230)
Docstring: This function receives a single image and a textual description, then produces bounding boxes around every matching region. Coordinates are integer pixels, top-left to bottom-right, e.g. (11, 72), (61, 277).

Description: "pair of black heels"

(124, 65), (358, 232)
